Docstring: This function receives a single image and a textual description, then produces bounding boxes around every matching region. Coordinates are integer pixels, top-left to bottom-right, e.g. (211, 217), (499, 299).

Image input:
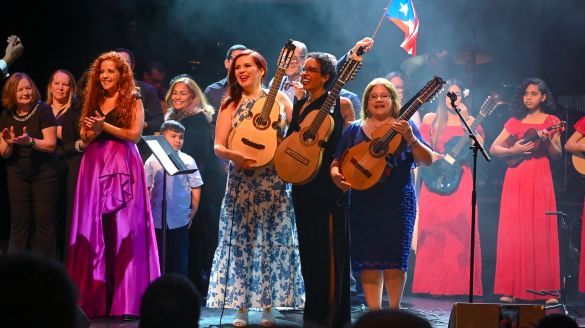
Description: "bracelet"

(28, 137), (35, 147)
(408, 138), (419, 148)
(74, 139), (86, 153)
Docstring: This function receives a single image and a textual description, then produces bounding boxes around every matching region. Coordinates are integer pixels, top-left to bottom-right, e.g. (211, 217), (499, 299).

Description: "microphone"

(447, 91), (457, 103)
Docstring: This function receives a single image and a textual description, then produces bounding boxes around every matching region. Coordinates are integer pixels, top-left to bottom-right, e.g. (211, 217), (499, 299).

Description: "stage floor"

(89, 294), (585, 327)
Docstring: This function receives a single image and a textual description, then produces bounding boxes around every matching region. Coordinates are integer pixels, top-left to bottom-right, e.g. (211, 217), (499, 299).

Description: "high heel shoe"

(233, 308), (248, 327)
(499, 296), (515, 303)
(260, 307), (276, 327)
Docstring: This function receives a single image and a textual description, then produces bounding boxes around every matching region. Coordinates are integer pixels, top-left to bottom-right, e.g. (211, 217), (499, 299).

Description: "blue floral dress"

(206, 95), (305, 309)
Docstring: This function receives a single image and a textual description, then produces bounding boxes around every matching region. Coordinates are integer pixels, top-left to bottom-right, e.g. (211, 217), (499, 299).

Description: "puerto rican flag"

(385, 0), (419, 55)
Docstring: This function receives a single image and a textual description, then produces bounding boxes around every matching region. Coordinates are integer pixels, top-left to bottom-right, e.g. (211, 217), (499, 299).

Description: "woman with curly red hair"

(66, 51), (160, 318)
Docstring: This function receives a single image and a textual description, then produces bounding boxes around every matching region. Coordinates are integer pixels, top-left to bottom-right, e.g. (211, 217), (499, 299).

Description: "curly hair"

(306, 52), (337, 90)
(80, 51), (137, 129)
(511, 77), (555, 119)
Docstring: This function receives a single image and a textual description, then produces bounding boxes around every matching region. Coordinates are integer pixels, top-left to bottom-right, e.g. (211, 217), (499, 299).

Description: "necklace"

(11, 102), (40, 122)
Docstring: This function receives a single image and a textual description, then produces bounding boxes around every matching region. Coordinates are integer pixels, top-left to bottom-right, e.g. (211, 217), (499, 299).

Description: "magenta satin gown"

(66, 136), (160, 318)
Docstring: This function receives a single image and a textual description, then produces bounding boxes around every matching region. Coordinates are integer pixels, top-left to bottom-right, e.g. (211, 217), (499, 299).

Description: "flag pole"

(371, 0), (395, 40)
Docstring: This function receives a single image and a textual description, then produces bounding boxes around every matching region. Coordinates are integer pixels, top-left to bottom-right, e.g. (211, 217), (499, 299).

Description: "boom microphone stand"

(447, 91), (491, 303)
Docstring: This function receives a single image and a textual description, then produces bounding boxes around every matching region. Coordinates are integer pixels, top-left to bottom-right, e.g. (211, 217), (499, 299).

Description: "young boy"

(144, 120), (203, 276)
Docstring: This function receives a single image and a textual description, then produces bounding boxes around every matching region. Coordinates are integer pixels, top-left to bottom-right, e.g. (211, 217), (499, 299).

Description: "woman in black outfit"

(0, 73), (57, 257)
(46, 69), (84, 259)
(164, 75), (227, 296)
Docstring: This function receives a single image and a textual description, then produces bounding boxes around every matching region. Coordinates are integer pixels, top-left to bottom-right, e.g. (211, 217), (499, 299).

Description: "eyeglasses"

(291, 56), (306, 62)
(300, 66), (321, 74)
(368, 94), (392, 101)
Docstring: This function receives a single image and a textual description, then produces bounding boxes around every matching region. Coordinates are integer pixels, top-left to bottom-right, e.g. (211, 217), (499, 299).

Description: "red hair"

(221, 50), (267, 110)
(80, 51), (137, 129)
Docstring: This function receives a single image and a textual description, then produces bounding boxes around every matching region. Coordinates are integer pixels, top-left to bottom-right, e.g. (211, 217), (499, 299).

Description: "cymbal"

(453, 50), (492, 65)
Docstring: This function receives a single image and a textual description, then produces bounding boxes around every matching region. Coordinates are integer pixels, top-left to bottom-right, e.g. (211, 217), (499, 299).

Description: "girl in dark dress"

(331, 78), (432, 310)
(0, 73), (58, 257)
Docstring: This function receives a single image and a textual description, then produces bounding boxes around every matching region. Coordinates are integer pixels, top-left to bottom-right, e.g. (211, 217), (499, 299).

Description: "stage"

(89, 294), (585, 327)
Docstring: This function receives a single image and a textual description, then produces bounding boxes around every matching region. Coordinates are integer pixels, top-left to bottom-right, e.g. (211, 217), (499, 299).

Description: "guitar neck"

(261, 67), (287, 118)
(306, 80), (346, 135)
(378, 93), (424, 146)
(448, 112), (485, 156)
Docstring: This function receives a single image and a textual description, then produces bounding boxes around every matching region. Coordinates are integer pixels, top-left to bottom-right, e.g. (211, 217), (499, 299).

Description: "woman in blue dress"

(206, 50), (304, 327)
(331, 78), (432, 310)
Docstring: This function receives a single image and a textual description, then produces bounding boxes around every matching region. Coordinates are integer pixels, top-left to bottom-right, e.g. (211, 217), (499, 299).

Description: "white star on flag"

(399, 3), (409, 16)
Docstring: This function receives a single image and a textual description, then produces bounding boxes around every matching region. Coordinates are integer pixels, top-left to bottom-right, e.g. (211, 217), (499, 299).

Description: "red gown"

(493, 115), (560, 300)
(575, 117), (585, 292)
(412, 123), (483, 295)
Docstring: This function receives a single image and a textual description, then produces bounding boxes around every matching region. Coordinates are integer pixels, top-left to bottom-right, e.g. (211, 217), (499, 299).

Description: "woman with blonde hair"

(164, 75), (227, 297)
(66, 51), (160, 318)
(331, 77), (432, 310)
(46, 69), (83, 259)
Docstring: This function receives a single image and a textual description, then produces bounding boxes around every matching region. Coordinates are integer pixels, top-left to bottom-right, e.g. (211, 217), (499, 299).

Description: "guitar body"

(339, 123), (403, 190)
(419, 157), (463, 195)
(502, 128), (541, 167)
(228, 97), (281, 168)
(571, 138), (585, 175)
(274, 111), (335, 184)
(419, 137), (467, 195)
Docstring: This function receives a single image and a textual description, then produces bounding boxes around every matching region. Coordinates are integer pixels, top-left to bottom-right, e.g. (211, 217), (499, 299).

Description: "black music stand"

(143, 135), (197, 273)
(540, 211), (582, 317)
(447, 92), (491, 303)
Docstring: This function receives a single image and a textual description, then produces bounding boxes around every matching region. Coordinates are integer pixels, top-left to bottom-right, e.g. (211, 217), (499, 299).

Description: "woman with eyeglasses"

(330, 77), (432, 311)
(411, 79), (484, 297)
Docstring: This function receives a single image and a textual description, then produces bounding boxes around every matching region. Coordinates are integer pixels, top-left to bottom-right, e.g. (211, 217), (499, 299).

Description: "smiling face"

(171, 82), (195, 111)
(50, 72), (72, 105)
(367, 84), (394, 120)
(286, 47), (306, 79)
(300, 58), (328, 93)
(523, 83), (546, 112)
(99, 59), (121, 93)
(15, 78), (34, 108)
(234, 55), (265, 90)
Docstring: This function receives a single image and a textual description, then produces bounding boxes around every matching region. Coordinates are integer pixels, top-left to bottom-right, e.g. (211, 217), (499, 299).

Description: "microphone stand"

(447, 91), (491, 303)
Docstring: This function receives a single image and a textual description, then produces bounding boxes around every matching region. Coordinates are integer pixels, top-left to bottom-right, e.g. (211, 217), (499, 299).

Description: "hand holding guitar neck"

(447, 91), (490, 162)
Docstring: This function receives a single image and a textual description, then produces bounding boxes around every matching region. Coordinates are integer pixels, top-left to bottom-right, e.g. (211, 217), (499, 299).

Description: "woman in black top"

(0, 72), (58, 257)
(46, 69), (84, 260)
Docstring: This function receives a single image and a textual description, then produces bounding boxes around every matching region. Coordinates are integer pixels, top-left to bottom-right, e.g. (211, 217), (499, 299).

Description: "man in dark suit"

(116, 48), (164, 162)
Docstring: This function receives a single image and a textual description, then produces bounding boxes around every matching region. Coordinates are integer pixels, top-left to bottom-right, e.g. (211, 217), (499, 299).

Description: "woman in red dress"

(412, 80), (483, 296)
(564, 116), (585, 292)
(490, 77), (561, 303)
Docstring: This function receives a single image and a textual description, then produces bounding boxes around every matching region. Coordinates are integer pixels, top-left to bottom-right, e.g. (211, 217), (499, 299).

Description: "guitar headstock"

(418, 76), (446, 103)
(479, 93), (504, 116)
(548, 121), (567, 133)
(277, 40), (297, 70)
(338, 50), (363, 84)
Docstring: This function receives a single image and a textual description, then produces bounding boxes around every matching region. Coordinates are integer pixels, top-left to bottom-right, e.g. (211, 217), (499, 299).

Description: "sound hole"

(253, 114), (270, 130)
(369, 139), (387, 158)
